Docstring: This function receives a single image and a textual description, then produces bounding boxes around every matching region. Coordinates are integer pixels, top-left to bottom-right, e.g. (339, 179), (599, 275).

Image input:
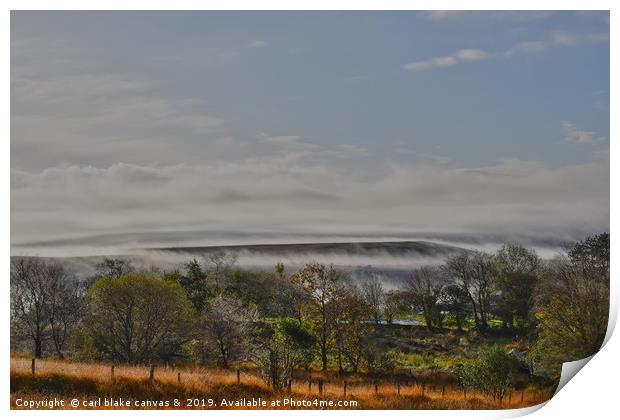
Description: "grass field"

(10, 357), (552, 410)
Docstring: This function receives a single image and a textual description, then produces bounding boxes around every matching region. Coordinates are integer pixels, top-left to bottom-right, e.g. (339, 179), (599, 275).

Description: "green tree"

(494, 243), (540, 330)
(336, 287), (374, 373)
(440, 284), (469, 332)
(458, 346), (520, 402)
(262, 318), (316, 389)
(85, 273), (195, 363)
(568, 232), (610, 280)
(290, 263), (343, 372)
(532, 280), (608, 368)
(180, 259), (209, 311)
(531, 234), (609, 376)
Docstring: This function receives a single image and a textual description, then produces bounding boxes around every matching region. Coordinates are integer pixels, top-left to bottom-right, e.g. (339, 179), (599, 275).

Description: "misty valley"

(10, 235), (609, 409)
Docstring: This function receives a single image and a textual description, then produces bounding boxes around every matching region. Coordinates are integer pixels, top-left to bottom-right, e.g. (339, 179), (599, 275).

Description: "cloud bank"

(11, 157), (609, 256)
(10, 17), (609, 256)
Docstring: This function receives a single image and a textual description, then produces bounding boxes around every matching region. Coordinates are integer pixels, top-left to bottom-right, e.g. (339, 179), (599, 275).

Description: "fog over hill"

(10, 238), (570, 288)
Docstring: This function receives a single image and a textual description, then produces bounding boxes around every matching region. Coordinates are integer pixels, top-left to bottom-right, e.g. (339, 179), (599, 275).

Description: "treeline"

(10, 234), (609, 387)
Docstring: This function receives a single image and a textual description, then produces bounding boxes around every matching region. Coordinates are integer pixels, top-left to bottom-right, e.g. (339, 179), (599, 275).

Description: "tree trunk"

(321, 341), (328, 372)
(34, 337), (43, 358)
(218, 339), (229, 369)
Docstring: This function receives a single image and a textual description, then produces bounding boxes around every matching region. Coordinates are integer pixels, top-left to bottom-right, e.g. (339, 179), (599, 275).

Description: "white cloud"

(561, 120), (605, 145)
(403, 49), (489, 72)
(456, 49), (490, 61)
(551, 31), (578, 47)
(11, 157), (609, 254)
(504, 30), (608, 57)
(419, 11), (554, 23)
(248, 39), (268, 48)
(11, 36), (239, 171)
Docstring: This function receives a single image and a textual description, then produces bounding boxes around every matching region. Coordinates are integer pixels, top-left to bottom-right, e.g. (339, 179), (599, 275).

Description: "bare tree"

(443, 252), (496, 331)
(361, 275), (385, 324)
(94, 258), (135, 280)
(10, 258), (80, 358)
(200, 295), (257, 368)
(47, 269), (84, 358)
(205, 251), (238, 290)
(406, 265), (446, 329)
(383, 290), (405, 324)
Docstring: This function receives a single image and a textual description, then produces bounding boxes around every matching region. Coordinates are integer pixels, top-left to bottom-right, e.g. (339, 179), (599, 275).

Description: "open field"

(10, 357), (551, 410)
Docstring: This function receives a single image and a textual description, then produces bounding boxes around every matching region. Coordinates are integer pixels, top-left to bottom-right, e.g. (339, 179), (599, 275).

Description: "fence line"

(13, 358), (549, 406)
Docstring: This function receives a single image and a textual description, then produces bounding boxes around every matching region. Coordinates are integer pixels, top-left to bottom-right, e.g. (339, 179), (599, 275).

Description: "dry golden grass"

(10, 357), (551, 410)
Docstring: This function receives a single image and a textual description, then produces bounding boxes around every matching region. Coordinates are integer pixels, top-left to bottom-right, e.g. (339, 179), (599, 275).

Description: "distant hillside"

(148, 240), (467, 258)
(11, 241), (470, 287)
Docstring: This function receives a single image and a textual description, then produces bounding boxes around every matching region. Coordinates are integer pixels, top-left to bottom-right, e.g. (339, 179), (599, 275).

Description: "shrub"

(457, 346), (520, 402)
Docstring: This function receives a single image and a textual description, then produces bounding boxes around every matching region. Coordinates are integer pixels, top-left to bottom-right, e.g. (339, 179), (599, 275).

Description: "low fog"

(11, 158), (609, 257)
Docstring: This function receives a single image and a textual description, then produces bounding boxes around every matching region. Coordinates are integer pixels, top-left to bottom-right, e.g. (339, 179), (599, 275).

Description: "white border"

(2, 1), (616, 420)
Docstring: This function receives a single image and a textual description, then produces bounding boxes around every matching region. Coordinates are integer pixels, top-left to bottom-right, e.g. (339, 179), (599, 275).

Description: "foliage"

(224, 267), (302, 318)
(261, 318), (316, 389)
(457, 346), (520, 401)
(494, 243), (540, 330)
(290, 263), (344, 372)
(440, 284), (470, 332)
(335, 286), (374, 373)
(568, 232), (610, 278)
(532, 278), (608, 366)
(85, 273), (195, 363)
(365, 348), (399, 374)
(530, 233), (609, 374)
(179, 259), (209, 311)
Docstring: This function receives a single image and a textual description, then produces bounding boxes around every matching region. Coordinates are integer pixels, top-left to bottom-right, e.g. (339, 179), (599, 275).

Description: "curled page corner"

(498, 356), (598, 418)
(553, 355), (595, 396)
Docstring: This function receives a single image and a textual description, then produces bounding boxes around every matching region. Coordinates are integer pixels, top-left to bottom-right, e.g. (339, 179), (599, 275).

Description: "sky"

(10, 11), (610, 256)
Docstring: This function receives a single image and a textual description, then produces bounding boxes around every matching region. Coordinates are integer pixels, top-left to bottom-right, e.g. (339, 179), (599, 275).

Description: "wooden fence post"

(374, 382), (378, 394)
(318, 379), (323, 396)
(521, 390), (524, 403)
(177, 372), (182, 385)
(343, 381), (347, 396)
(237, 369), (241, 385)
(463, 387), (467, 399)
(287, 377), (292, 393)
(31, 358), (35, 376)
(111, 365), (115, 383)
(442, 385), (445, 397)
(149, 365), (155, 385)
(397, 381), (401, 396)
(422, 382), (426, 396)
